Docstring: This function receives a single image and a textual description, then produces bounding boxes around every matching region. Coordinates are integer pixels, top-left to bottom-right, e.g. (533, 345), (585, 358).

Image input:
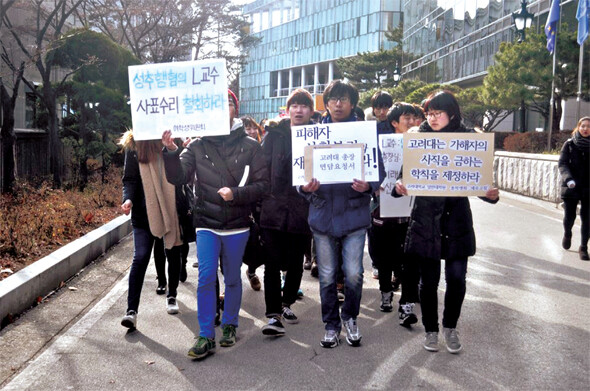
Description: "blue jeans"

(196, 230), (249, 339)
(314, 228), (366, 332)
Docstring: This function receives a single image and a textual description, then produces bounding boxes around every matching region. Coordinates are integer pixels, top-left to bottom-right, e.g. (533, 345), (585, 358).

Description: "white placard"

(306, 144), (364, 184)
(291, 121), (380, 186)
(128, 59), (229, 140)
(378, 133), (414, 218)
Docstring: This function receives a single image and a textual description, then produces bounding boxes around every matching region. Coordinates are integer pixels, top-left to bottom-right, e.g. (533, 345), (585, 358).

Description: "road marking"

(3, 274), (130, 390)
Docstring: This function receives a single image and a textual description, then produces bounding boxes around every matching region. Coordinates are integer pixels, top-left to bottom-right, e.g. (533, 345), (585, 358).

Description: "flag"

(578, 0), (589, 45)
(545, 0), (560, 53)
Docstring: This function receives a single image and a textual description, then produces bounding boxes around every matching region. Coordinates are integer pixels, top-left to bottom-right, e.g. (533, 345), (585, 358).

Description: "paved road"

(1, 195), (588, 390)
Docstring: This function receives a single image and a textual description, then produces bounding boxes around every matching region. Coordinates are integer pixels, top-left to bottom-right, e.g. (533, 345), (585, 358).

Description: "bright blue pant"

(196, 230), (249, 339)
(314, 228), (366, 332)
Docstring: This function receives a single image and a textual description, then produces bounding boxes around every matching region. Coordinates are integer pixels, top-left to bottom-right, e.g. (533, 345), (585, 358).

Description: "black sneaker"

(282, 306), (299, 324)
(121, 310), (137, 329)
(399, 303), (418, 327)
(310, 263), (319, 278)
(391, 277), (400, 292)
(303, 256), (312, 270)
(262, 316), (286, 336)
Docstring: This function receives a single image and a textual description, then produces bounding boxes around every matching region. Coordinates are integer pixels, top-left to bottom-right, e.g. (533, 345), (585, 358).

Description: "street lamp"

(392, 62), (401, 87)
(512, 0), (534, 132)
(512, 0), (534, 43)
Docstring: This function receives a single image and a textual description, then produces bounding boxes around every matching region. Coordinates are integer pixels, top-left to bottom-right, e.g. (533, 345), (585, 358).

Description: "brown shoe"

(580, 246), (589, 261)
(246, 271), (261, 291)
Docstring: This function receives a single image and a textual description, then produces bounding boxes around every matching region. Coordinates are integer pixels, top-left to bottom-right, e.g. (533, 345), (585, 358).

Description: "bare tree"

(2, 0), (86, 188)
(1, 0), (20, 193)
(76, 0), (259, 80)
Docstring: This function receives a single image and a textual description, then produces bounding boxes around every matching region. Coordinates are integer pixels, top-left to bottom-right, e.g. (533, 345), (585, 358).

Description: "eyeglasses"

(328, 96), (350, 103)
(426, 111), (445, 119)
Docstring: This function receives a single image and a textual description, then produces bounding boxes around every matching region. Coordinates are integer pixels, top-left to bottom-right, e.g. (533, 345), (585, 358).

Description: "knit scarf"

(573, 131), (590, 149)
(139, 156), (182, 249)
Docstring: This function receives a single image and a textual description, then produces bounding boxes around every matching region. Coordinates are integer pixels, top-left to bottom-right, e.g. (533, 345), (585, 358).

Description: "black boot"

(579, 246), (589, 261)
(562, 234), (572, 250)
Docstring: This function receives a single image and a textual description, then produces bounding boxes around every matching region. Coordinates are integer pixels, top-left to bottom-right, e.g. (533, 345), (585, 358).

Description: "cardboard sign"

(378, 133), (414, 217)
(402, 132), (494, 196)
(291, 121), (380, 186)
(128, 59), (229, 140)
(304, 144), (365, 184)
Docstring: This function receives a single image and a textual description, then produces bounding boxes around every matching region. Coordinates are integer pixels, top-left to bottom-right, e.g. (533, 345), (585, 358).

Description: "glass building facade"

(240, 0), (402, 120)
(402, 0), (579, 86)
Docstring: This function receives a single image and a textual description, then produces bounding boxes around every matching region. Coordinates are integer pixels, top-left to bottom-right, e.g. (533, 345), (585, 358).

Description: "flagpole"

(548, 42), (556, 151)
(577, 42), (584, 121)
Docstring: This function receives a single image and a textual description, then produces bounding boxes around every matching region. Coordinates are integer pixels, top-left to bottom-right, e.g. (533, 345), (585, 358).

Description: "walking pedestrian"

(300, 80), (383, 348)
(369, 102), (420, 327)
(259, 88), (313, 336)
(120, 130), (184, 331)
(394, 90), (499, 354)
(161, 90), (268, 360)
(559, 116), (589, 260)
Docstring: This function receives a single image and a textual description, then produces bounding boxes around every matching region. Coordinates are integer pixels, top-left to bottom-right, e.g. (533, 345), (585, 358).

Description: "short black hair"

(371, 91), (393, 109)
(323, 79), (359, 108)
(412, 103), (425, 121)
(387, 102), (415, 124)
(287, 88), (314, 110)
(423, 90), (462, 128)
(354, 106), (365, 120)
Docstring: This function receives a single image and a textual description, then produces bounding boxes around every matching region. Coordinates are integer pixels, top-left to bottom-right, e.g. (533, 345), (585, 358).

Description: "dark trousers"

(368, 222), (418, 305)
(152, 238), (181, 298)
(563, 196), (589, 248)
(127, 227), (182, 312)
(418, 256), (468, 333)
(261, 228), (311, 317)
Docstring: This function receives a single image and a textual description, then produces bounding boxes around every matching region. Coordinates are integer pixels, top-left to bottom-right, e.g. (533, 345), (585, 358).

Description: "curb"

(0, 215), (131, 326)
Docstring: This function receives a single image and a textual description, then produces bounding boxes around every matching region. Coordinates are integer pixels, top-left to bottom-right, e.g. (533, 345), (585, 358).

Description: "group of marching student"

(119, 80), (503, 360)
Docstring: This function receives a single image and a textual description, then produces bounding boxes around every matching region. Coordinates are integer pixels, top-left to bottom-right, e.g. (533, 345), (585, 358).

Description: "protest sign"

(128, 59), (229, 140)
(291, 121), (379, 186)
(402, 132), (494, 196)
(304, 144), (365, 184)
(378, 133), (413, 217)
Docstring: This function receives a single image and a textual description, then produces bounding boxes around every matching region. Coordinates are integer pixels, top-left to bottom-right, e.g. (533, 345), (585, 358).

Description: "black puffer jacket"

(397, 121), (498, 260)
(558, 137), (589, 200)
(163, 123), (269, 230)
(259, 118), (310, 234)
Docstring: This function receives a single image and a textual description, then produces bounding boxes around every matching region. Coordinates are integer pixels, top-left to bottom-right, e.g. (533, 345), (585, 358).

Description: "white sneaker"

(343, 318), (362, 346)
(167, 297), (179, 314)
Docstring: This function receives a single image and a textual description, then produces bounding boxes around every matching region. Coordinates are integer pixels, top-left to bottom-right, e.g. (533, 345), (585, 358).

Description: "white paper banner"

(128, 59), (229, 140)
(378, 133), (413, 218)
(291, 121), (380, 186)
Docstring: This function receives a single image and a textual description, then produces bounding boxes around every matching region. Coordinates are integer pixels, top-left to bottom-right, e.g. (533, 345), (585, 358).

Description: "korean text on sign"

(128, 59), (229, 140)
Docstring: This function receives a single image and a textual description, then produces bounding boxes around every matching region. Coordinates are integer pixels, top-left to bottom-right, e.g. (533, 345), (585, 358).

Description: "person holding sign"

(300, 80), (382, 348)
(161, 90), (269, 360)
(119, 131), (185, 331)
(369, 102), (420, 328)
(394, 90), (499, 354)
(258, 88), (314, 336)
(558, 117), (590, 261)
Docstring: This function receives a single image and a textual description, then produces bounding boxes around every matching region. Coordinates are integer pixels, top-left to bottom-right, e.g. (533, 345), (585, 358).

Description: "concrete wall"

(494, 151), (561, 204)
(0, 215), (131, 326)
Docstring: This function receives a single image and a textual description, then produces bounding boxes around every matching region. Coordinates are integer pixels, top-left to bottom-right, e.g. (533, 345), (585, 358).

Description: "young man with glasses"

(300, 80), (383, 348)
